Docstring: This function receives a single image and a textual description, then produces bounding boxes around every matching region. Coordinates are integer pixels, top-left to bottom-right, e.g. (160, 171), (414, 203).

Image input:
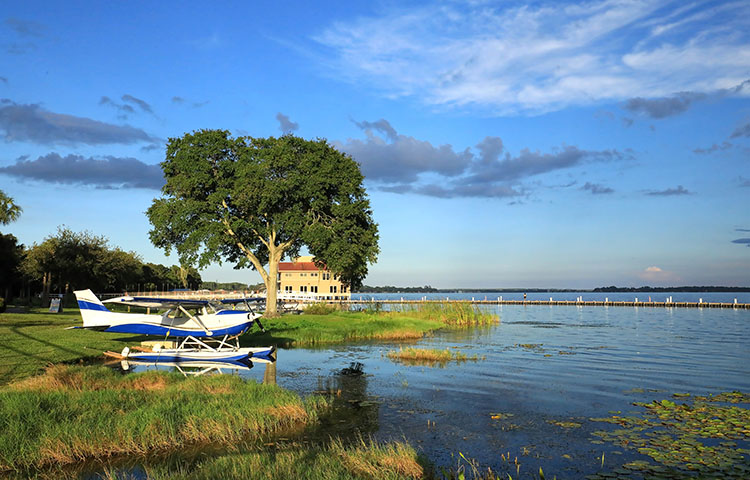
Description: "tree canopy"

(147, 130), (379, 314)
(0, 190), (22, 226)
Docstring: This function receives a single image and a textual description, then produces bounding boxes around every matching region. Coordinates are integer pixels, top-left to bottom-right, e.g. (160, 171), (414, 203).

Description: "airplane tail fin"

(74, 289), (113, 327)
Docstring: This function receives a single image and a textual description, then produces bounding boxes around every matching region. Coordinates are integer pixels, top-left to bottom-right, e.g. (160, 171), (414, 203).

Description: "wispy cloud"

(121, 94), (153, 114)
(693, 141), (732, 154)
(4, 18), (46, 37)
(0, 100), (156, 145)
(276, 113), (299, 134)
(646, 185), (691, 196)
(336, 119), (629, 198)
(0, 153), (163, 189)
(624, 79), (749, 119)
(732, 238), (750, 247)
(100, 94), (154, 117)
(313, 1), (750, 115)
(624, 92), (705, 119)
(4, 17), (46, 55)
(171, 96), (209, 108)
(731, 122), (750, 138)
(581, 182), (614, 194)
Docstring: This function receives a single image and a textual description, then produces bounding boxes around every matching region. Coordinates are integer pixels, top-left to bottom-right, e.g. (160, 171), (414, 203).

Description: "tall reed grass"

(0, 365), (328, 472)
(130, 436), (425, 480)
(394, 302), (499, 327)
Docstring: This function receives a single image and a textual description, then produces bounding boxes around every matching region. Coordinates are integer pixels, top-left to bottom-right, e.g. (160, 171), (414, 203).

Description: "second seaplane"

(73, 289), (275, 364)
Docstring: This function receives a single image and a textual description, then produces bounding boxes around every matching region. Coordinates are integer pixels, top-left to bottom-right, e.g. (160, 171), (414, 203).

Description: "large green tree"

(147, 130), (379, 315)
(0, 190), (22, 225)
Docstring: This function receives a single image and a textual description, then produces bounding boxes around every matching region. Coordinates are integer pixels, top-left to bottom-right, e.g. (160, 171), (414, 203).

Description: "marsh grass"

(95, 437), (424, 480)
(241, 311), (446, 347)
(0, 365), (328, 472)
(394, 302), (500, 327)
(386, 347), (483, 367)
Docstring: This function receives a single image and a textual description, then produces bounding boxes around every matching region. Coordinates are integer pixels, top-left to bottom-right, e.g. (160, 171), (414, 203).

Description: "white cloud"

(313, 0), (750, 114)
(639, 265), (680, 284)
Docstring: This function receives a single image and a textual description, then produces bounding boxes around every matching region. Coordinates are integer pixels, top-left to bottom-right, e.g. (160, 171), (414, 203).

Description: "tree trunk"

(41, 272), (50, 306)
(265, 256), (279, 316)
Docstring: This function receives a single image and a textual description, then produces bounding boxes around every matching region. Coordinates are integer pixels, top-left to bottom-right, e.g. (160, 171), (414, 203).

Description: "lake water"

(125, 293), (750, 477)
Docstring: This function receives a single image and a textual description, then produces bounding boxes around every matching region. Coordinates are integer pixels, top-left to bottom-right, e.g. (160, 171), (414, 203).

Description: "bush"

(303, 302), (338, 315)
(0, 297), (5, 313)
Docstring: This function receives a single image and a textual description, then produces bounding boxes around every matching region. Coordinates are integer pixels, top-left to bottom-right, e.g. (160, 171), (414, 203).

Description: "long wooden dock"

(338, 299), (750, 309)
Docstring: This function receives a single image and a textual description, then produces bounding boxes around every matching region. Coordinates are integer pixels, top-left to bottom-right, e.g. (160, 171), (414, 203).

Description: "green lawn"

(0, 309), (146, 385)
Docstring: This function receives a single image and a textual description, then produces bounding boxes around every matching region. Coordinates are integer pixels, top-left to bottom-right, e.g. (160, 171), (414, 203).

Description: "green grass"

(0, 309), (146, 385)
(242, 310), (449, 347)
(1, 306), (498, 383)
(393, 302), (500, 327)
(386, 347), (483, 367)
(0, 365), (327, 473)
(113, 437), (425, 480)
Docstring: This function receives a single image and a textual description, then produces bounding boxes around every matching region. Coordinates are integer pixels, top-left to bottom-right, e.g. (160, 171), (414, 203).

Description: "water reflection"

(119, 354), (278, 380)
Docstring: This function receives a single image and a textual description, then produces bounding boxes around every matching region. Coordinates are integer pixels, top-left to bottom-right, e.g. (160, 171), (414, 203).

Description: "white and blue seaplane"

(73, 289), (275, 364)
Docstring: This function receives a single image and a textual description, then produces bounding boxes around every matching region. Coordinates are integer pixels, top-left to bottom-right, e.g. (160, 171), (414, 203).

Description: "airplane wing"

(102, 296), (210, 309)
(220, 297), (265, 305)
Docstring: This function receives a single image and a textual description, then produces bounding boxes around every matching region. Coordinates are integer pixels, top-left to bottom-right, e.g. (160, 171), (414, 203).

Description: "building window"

(311, 286), (318, 293)
(300, 273), (307, 277)
(311, 273), (318, 277)
(322, 273), (330, 280)
(284, 273), (291, 277)
(329, 285), (337, 293)
(341, 285), (347, 293)
(301, 286), (307, 292)
(284, 285), (292, 293)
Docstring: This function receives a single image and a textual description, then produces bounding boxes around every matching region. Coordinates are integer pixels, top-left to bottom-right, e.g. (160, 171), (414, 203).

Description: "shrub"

(303, 302), (339, 315)
(0, 297), (5, 313)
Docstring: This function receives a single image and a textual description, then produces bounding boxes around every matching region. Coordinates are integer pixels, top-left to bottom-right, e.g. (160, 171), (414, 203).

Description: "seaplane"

(73, 289), (275, 364)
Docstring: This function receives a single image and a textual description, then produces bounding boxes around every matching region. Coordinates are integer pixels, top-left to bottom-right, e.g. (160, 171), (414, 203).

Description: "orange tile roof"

(278, 262), (321, 272)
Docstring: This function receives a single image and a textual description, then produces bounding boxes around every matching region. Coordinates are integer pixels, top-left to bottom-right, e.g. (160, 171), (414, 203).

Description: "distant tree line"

(200, 281), (262, 292)
(355, 285), (439, 293)
(0, 226), (202, 306)
(594, 286), (750, 292)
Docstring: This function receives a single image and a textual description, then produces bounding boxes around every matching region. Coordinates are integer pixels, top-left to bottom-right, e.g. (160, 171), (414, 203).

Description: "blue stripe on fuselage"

(77, 300), (110, 312)
(104, 322), (251, 337)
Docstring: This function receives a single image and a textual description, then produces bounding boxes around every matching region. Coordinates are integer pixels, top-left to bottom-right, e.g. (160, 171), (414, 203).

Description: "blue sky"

(1, 0), (749, 288)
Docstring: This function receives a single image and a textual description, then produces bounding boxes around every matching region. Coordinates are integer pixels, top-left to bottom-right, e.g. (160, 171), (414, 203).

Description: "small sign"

(49, 298), (62, 313)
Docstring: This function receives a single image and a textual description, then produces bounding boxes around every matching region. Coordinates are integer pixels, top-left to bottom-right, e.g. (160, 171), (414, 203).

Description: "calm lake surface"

(127, 292), (750, 477)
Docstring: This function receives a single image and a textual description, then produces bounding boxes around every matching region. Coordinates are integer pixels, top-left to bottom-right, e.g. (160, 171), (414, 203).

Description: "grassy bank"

(1, 304), (499, 382)
(242, 311), (444, 347)
(0, 309), (146, 385)
(243, 303), (499, 348)
(0, 365), (327, 473)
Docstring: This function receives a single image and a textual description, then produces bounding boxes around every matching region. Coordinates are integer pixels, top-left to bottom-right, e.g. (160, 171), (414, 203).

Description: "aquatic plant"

(589, 391), (750, 478)
(386, 347), (481, 367)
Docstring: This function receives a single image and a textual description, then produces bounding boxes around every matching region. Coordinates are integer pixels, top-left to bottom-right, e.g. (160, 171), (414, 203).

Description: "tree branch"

(220, 200), (268, 282)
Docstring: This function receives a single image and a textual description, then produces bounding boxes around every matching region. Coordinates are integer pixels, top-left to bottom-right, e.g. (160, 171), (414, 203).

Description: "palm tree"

(0, 190), (22, 225)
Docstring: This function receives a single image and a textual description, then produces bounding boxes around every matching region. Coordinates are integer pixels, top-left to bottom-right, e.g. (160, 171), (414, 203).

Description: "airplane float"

(73, 289), (275, 364)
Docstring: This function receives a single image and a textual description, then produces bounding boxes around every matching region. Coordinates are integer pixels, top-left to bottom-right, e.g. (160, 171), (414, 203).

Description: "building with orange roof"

(277, 256), (350, 300)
